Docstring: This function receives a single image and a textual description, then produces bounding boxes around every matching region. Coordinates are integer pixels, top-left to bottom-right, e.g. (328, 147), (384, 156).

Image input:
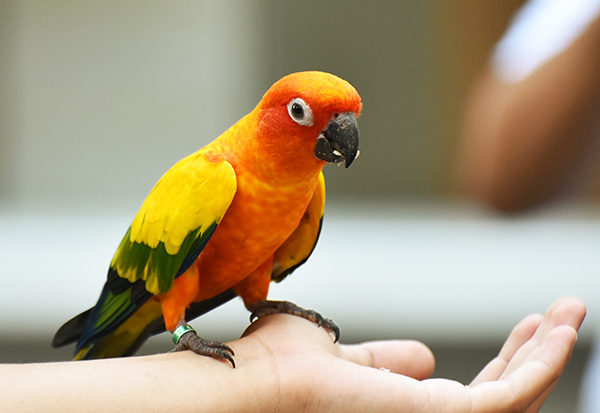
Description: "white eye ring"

(287, 98), (314, 127)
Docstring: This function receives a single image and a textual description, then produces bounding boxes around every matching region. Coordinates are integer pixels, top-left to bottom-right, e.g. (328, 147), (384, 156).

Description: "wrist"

(231, 328), (317, 413)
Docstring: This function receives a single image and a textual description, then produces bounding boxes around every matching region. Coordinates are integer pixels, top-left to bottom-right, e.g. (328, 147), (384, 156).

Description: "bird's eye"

(287, 98), (313, 126)
(291, 103), (304, 118)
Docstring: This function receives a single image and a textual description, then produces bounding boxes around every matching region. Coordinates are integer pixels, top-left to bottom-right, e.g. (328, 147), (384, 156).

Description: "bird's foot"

(249, 300), (340, 343)
(171, 325), (235, 368)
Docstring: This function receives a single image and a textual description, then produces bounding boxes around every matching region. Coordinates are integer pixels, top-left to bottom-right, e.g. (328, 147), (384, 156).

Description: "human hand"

(0, 297), (584, 413)
(236, 296), (585, 413)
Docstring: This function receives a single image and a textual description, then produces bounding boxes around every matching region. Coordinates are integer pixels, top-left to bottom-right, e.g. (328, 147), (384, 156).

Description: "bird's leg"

(171, 321), (236, 368)
(247, 300), (340, 343)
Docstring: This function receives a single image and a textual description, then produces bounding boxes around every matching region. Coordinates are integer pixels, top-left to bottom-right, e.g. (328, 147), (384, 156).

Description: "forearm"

(458, 16), (600, 212)
(0, 348), (277, 413)
(0, 306), (586, 413)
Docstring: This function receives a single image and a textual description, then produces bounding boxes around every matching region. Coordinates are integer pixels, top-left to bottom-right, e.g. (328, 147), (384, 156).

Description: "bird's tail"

(52, 287), (238, 360)
(53, 297), (163, 360)
(73, 298), (164, 359)
(52, 270), (158, 360)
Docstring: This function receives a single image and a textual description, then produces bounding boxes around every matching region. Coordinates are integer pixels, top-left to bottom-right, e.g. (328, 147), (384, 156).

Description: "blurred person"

(457, 0), (600, 212)
(0, 297), (587, 412)
(456, 1), (600, 412)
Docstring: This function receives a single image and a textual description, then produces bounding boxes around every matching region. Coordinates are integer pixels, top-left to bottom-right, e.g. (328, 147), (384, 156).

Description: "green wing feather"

(111, 151), (237, 295)
(53, 152), (238, 357)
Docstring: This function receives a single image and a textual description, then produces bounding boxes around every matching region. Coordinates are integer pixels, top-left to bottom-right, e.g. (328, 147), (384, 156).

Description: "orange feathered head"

(255, 71), (362, 170)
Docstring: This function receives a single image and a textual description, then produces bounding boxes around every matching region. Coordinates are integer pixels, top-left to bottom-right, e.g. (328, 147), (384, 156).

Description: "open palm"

(237, 296), (585, 413)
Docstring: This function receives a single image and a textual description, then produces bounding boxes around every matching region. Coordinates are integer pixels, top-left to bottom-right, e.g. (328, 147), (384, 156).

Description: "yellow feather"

(109, 150), (237, 294)
(130, 151), (236, 255)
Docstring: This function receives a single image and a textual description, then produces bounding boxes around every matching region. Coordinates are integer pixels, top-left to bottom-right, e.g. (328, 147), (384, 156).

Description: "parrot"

(52, 71), (361, 367)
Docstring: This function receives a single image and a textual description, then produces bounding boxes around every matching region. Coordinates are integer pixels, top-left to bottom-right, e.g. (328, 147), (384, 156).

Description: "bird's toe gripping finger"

(249, 300), (340, 343)
(172, 329), (236, 368)
(308, 311), (340, 343)
(318, 316), (341, 343)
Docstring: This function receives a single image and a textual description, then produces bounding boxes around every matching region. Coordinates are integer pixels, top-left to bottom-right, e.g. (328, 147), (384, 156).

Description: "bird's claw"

(172, 331), (236, 368)
(249, 300), (340, 343)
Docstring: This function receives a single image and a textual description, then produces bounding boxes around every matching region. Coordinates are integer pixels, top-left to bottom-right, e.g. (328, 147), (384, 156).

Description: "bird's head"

(255, 71), (362, 173)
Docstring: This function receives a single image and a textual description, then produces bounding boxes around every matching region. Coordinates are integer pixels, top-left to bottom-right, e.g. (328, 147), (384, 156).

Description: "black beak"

(314, 112), (359, 168)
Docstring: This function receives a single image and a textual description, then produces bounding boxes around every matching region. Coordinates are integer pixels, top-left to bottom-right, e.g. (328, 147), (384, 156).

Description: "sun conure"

(52, 71), (362, 367)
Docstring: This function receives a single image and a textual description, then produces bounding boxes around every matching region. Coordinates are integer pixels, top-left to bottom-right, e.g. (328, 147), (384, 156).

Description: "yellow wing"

(272, 172), (325, 282)
(111, 151), (237, 295)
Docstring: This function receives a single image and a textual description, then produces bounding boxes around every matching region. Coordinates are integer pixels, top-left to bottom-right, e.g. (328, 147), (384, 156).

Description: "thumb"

(340, 340), (435, 380)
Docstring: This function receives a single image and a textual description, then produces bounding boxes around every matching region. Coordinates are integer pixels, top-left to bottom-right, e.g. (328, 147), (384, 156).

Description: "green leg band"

(172, 324), (197, 344)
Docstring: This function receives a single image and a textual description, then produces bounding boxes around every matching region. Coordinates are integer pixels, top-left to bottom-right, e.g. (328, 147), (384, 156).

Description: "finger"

(470, 313), (543, 386)
(470, 325), (578, 412)
(530, 296), (587, 342)
(498, 314), (544, 361)
(524, 378), (559, 413)
(500, 297), (586, 380)
(341, 340), (435, 380)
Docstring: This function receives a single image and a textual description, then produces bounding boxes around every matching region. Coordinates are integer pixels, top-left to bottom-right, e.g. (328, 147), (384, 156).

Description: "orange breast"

(192, 168), (320, 302)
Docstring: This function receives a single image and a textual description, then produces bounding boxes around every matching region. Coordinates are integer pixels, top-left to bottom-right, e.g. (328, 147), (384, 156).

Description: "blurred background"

(1, 1), (598, 411)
